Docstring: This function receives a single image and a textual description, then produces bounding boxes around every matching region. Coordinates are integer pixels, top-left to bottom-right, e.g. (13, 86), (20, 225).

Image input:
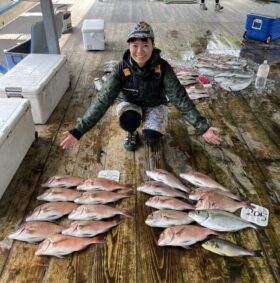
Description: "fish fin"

(181, 245), (192, 250)
(213, 232), (226, 239)
(41, 177), (53, 187)
(253, 250), (263, 257)
(121, 209), (134, 218)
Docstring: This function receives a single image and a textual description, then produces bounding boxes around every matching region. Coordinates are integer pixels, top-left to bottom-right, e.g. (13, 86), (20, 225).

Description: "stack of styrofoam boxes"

(0, 54), (70, 124)
(0, 99), (35, 199)
(82, 19), (105, 50)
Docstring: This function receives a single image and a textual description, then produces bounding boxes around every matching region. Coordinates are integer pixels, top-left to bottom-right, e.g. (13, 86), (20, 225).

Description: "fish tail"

(245, 201), (254, 209)
(121, 208), (134, 218)
(122, 183), (133, 189)
(124, 190), (135, 197)
(41, 181), (50, 187)
(213, 232), (226, 239)
(252, 224), (260, 231)
(118, 189), (135, 197)
(253, 250), (263, 257)
(114, 215), (126, 225)
(90, 235), (106, 244)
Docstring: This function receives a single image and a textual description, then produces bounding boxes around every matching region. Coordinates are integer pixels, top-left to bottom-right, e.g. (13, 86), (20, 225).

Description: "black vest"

(117, 59), (168, 107)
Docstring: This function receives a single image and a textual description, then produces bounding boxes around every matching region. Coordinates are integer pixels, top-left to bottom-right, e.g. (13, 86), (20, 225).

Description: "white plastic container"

(82, 19), (105, 50)
(0, 98), (35, 199)
(0, 54), (70, 124)
(255, 60), (270, 90)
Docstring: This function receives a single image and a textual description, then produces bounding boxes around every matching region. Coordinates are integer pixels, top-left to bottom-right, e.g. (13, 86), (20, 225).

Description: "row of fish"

(38, 188), (133, 204)
(42, 175), (132, 191)
(138, 168), (263, 257)
(191, 54), (254, 92)
(175, 68), (212, 100)
(9, 175), (134, 257)
(25, 202), (133, 222)
(9, 218), (123, 243)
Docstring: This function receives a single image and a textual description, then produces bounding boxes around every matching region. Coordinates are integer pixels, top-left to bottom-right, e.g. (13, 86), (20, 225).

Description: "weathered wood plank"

(1, 0), (280, 282)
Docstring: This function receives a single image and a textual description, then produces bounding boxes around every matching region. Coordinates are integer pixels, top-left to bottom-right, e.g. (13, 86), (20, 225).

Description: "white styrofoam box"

(0, 54), (70, 124)
(82, 19), (105, 50)
(0, 98), (35, 199)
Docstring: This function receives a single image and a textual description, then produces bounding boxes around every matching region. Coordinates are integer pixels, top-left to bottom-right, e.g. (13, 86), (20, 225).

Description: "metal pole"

(40, 0), (60, 54)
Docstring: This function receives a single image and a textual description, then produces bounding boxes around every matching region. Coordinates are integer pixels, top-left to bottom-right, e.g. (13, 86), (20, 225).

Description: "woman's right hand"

(60, 131), (79, 149)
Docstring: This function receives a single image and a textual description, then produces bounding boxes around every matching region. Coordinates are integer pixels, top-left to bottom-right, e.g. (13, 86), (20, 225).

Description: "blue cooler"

(244, 13), (280, 44)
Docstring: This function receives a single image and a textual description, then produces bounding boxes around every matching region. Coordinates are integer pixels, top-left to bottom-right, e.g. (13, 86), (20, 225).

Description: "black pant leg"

(143, 129), (163, 144)
(119, 110), (142, 132)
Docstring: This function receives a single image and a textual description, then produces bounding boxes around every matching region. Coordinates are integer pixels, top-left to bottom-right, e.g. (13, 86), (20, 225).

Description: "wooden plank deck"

(0, 0), (280, 282)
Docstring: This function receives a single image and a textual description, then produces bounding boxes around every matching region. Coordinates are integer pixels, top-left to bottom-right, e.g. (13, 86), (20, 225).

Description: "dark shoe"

(124, 131), (139, 151)
(200, 3), (208, 10)
(215, 4), (223, 11)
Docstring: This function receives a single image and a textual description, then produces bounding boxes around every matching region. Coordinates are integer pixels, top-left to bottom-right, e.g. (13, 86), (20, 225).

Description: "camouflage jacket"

(72, 48), (209, 138)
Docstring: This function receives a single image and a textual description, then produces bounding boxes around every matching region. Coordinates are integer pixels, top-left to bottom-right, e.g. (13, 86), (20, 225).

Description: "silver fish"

(189, 187), (241, 201)
(180, 168), (229, 191)
(202, 238), (263, 257)
(35, 234), (105, 258)
(145, 196), (194, 210)
(158, 225), (219, 248)
(68, 204), (133, 220)
(41, 175), (85, 188)
(137, 181), (189, 200)
(26, 202), (78, 222)
(62, 218), (124, 237)
(145, 210), (193, 228)
(188, 210), (258, 232)
(214, 72), (253, 92)
(188, 93), (210, 100)
(74, 190), (134, 205)
(9, 222), (63, 243)
(37, 188), (82, 202)
(215, 72), (253, 79)
(179, 79), (197, 87)
(146, 169), (190, 193)
(176, 70), (198, 77)
(77, 178), (132, 191)
(195, 191), (252, 213)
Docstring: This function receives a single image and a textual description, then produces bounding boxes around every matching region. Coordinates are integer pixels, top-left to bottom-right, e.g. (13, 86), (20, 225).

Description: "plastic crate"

(244, 13), (280, 44)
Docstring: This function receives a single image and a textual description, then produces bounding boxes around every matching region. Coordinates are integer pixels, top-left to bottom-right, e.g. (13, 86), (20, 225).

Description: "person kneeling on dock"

(60, 22), (222, 152)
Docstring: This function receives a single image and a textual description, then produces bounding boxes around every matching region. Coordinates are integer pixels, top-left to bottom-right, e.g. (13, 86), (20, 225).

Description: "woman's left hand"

(202, 127), (222, 145)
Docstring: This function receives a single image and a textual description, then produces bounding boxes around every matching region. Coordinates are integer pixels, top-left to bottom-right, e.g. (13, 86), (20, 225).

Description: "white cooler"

(82, 19), (105, 50)
(0, 54), (70, 124)
(0, 99), (35, 199)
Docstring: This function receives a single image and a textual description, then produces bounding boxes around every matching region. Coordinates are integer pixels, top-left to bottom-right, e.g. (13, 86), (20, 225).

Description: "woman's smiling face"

(129, 38), (154, 68)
